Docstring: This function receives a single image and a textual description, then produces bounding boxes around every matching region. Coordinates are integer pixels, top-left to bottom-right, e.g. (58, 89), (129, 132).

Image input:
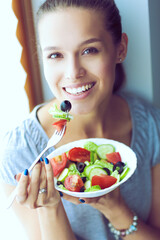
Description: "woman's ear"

(116, 33), (128, 63)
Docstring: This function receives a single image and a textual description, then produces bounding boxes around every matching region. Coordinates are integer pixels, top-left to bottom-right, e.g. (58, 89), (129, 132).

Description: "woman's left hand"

(61, 187), (124, 219)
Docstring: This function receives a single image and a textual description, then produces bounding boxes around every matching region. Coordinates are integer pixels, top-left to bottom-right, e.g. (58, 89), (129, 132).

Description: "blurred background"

(0, 0), (160, 239)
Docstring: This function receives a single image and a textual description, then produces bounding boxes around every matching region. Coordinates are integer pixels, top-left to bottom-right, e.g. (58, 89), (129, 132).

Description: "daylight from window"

(0, 1), (29, 239)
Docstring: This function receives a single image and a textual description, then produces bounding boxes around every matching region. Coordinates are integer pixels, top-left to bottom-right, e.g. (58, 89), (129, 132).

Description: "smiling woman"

(1, 1), (160, 240)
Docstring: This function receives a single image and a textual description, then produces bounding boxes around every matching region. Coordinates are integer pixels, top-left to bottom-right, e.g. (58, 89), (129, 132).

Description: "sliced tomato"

(91, 174), (117, 189)
(52, 119), (67, 132)
(106, 152), (122, 165)
(68, 147), (90, 162)
(50, 152), (68, 177)
(64, 174), (84, 192)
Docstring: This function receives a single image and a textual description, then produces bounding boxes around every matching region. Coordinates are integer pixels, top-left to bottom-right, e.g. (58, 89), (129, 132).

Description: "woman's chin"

(71, 104), (93, 116)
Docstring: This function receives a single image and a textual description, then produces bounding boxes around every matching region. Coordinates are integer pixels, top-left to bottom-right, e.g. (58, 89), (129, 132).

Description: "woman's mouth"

(63, 83), (95, 95)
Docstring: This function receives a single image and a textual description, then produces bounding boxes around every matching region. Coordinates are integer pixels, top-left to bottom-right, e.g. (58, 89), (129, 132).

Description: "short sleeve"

(149, 107), (160, 167)
(0, 118), (48, 186)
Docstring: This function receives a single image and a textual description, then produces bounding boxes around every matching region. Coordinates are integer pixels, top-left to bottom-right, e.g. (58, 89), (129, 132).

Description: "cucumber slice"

(57, 168), (69, 182)
(85, 185), (101, 192)
(90, 152), (98, 163)
(96, 144), (115, 159)
(89, 167), (107, 180)
(84, 180), (91, 190)
(48, 103), (73, 121)
(84, 164), (103, 177)
(120, 166), (130, 180)
(84, 141), (98, 152)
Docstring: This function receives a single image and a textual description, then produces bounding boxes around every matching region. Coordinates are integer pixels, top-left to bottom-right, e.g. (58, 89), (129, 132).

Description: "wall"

(148, 0), (160, 107)
(31, 0), (160, 107)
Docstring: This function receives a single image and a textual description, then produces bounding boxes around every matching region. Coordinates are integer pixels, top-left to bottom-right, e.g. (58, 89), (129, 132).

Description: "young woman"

(1, 0), (160, 239)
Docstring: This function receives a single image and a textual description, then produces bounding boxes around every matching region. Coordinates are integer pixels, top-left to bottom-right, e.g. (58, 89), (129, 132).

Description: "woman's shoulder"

(120, 91), (160, 118)
(120, 91), (160, 166)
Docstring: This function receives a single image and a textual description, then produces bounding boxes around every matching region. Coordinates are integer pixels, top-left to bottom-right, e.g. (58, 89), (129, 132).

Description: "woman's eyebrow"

(43, 46), (60, 51)
(43, 38), (102, 52)
(79, 38), (103, 47)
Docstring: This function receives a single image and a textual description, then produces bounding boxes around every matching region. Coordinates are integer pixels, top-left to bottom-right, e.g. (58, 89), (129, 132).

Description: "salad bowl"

(47, 138), (137, 198)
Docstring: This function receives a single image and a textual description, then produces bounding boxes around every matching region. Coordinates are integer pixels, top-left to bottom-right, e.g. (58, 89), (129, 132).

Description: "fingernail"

(59, 191), (63, 197)
(45, 158), (49, 164)
(40, 157), (44, 162)
(14, 174), (17, 179)
(79, 198), (85, 203)
(24, 169), (28, 176)
(36, 160), (41, 164)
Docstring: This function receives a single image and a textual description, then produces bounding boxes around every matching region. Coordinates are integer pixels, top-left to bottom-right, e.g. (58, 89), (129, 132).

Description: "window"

(0, 1), (43, 239)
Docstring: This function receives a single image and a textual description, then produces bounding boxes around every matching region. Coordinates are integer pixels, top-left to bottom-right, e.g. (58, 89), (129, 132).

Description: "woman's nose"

(65, 56), (86, 80)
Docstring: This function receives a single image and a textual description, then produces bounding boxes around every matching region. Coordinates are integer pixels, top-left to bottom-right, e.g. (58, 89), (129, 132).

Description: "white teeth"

(65, 84), (93, 95)
(82, 86), (85, 91)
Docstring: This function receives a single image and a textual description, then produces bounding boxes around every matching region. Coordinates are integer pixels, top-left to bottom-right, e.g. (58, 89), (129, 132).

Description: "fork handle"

(28, 146), (48, 172)
(5, 147), (48, 210)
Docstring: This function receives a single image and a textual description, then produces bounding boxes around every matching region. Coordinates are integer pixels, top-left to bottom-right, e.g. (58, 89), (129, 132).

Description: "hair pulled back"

(37, 0), (126, 92)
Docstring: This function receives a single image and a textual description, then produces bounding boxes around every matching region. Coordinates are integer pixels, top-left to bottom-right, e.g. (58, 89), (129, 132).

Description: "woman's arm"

(61, 164), (160, 239)
(87, 163), (160, 239)
(2, 183), (41, 240)
(2, 159), (76, 240)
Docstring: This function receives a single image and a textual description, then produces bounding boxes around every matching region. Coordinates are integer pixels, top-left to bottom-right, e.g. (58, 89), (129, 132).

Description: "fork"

(5, 125), (66, 209)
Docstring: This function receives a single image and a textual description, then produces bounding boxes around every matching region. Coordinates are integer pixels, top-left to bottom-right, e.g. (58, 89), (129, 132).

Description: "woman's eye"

(83, 47), (98, 55)
(48, 52), (63, 59)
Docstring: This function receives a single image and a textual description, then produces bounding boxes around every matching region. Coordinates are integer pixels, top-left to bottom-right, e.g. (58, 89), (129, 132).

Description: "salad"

(48, 100), (73, 133)
(50, 141), (130, 193)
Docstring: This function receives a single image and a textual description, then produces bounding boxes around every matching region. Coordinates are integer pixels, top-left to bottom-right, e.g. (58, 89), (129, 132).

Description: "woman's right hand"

(16, 158), (61, 209)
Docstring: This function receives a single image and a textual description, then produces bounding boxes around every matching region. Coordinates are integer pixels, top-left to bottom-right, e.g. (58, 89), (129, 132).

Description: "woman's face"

(38, 7), (120, 114)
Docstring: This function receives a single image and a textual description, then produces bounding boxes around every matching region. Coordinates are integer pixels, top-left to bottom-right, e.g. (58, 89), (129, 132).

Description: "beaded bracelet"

(108, 215), (138, 240)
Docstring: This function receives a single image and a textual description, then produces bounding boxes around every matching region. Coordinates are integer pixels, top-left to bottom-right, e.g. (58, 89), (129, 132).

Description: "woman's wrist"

(108, 214), (138, 239)
(106, 197), (134, 229)
(37, 198), (62, 216)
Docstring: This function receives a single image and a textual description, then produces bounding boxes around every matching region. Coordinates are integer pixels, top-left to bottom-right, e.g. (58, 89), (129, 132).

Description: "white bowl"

(47, 138), (137, 198)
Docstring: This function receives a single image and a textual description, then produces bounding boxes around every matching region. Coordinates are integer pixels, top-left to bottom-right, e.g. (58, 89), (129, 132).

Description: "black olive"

(57, 181), (64, 186)
(81, 177), (87, 183)
(60, 100), (72, 112)
(113, 161), (124, 174)
(80, 186), (85, 192)
(76, 162), (86, 173)
(103, 168), (110, 175)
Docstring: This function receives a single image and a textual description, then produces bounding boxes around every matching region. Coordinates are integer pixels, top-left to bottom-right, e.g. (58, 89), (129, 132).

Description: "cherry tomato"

(52, 119), (67, 132)
(68, 147), (90, 162)
(64, 174), (84, 192)
(50, 152), (68, 177)
(91, 174), (117, 189)
(106, 152), (122, 165)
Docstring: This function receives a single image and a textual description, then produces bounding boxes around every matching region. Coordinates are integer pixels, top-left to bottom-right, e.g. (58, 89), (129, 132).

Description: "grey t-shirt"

(0, 92), (160, 240)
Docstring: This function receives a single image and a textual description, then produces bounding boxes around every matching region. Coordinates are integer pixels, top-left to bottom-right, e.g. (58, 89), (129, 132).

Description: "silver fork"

(5, 125), (66, 209)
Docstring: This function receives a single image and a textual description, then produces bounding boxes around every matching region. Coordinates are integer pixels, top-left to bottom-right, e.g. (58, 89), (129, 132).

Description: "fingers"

(16, 169), (29, 204)
(44, 158), (55, 197)
(37, 159), (47, 206)
(44, 158), (61, 206)
(27, 162), (42, 208)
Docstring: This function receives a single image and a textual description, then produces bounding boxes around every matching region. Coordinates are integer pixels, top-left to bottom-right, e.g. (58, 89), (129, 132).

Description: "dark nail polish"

(40, 157), (44, 162)
(24, 169), (28, 176)
(45, 158), (49, 164)
(59, 191), (63, 197)
(79, 199), (85, 203)
(14, 174), (17, 179)
(37, 159), (41, 164)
